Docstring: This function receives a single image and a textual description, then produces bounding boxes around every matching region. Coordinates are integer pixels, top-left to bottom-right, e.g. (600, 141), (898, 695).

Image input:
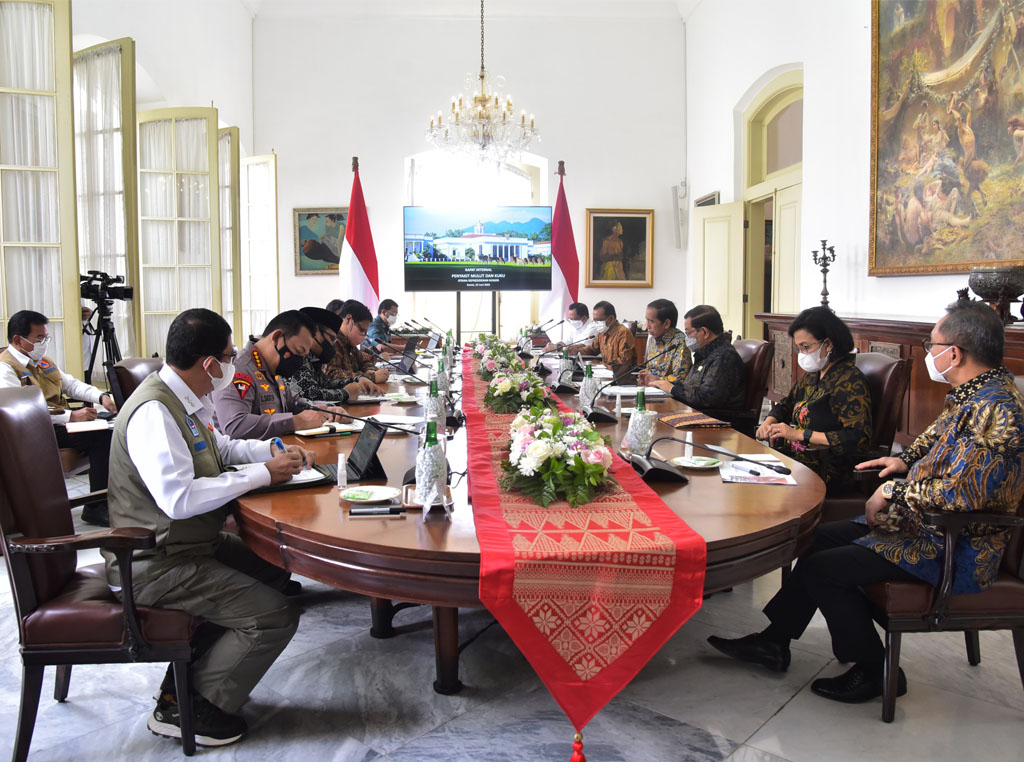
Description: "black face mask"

(274, 340), (305, 378)
(316, 338), (336, 366)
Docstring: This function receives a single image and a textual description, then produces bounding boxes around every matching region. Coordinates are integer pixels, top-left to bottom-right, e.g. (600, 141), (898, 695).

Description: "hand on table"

(265, 449), (304, 484)
(100, 394), (118, 413)
(69, 407), (97, 422)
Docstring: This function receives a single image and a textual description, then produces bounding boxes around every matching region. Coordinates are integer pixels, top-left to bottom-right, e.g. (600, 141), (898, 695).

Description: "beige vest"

(0, 348), (68, 409)
(103, 372), (228, 585)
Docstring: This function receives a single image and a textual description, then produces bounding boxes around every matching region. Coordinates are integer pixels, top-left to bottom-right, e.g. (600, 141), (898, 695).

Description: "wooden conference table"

(235, 363), (826, 694)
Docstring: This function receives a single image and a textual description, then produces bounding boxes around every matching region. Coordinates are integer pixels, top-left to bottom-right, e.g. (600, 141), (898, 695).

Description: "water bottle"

(636, 387), (646, 411)
(414, 420), (445, 514)
(581, 363), (596, 403)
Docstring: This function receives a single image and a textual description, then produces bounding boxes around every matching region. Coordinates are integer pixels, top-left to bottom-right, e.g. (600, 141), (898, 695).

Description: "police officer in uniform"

(0, 309), (116, 525)
(211, 310), (347, 440)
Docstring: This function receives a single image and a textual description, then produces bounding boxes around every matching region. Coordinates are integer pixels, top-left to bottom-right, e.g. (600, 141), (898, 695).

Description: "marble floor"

(0, 474), (1022, 761)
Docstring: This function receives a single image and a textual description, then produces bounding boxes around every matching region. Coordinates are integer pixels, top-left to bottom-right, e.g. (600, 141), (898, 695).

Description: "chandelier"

(426, 0), (539, 165)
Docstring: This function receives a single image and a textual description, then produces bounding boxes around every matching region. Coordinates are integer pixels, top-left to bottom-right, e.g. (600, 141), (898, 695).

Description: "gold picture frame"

(869, 0), (1024, 276)
(294, 207), (346, 275)
(584, 208), (653, 287)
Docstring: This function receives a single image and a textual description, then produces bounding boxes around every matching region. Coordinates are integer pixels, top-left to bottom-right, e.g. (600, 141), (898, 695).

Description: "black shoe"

(810, 663), (908, 703)
(80, 501), (109, 527)
(283, 579), (302, 597)
(707, 632), (791, 672)
(147, 691), (247, 747)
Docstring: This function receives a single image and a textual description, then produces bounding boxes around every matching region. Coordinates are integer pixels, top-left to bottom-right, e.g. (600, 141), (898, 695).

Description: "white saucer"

(671, 456), (723, 470)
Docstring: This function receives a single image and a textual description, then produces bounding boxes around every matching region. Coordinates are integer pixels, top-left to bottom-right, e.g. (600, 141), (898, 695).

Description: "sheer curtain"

(218, 130), (235, 336)
(74, 41), (137, 382)
(241, 154), (278, 340)
(0, 1), (64, 365)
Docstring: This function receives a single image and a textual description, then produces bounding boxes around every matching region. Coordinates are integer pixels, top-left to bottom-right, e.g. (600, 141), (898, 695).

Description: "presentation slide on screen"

(404, 205), (553, 292)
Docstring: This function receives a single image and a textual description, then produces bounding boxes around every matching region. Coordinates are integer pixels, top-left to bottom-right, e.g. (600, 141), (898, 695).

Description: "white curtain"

(1, 1), (64, 366)
(218, 131), (234, 334)
(74, 41), (137, 381)
(241, 156), (278, 340)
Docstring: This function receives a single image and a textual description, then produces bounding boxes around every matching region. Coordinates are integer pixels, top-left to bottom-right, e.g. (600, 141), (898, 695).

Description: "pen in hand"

(272, 437), (310, 470)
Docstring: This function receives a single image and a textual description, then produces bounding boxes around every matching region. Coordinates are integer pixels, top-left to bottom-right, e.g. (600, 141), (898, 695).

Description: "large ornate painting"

(870, 0), (1024, 275)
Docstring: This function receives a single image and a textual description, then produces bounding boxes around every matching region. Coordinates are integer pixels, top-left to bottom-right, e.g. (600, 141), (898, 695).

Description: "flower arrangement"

(500, 406), (614, 507)
(478, 346), (527, 381)
(484, 371), (556, 414)
(472, 333), (503, 358)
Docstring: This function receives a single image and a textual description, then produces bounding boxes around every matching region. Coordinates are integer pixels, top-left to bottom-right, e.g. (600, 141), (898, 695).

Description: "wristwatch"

(881, 480), (896, 500)
(802, 427), (813, 445)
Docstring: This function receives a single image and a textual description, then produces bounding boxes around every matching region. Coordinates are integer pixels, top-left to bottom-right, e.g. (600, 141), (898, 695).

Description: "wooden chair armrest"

(921, 510), (1024, 530)
(68, 489), (107, 509)
(7, 526), (155, 554)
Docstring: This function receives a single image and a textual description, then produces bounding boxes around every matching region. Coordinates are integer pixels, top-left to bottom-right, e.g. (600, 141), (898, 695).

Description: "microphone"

(582, 344), (680, 424)
(626, 436), (691, 483)
(364, 348), (463, 429)
(422, 317), (447, 334)
(292, 399), (419, 436)
(364, 347), (429, 386)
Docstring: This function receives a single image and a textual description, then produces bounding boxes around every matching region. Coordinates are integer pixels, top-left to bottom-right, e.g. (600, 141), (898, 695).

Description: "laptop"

(426, 332), (441, 351)
(394, 348), (417, 375)
(403, 337), (418, 355)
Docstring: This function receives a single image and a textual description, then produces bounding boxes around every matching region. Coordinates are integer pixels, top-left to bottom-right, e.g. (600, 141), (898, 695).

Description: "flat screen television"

(404, 205), (552, 292)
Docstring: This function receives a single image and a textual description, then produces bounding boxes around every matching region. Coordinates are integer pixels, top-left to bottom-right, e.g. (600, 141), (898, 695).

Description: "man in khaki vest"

(105, 308), (312, 747)
(0, 309), (116, 526)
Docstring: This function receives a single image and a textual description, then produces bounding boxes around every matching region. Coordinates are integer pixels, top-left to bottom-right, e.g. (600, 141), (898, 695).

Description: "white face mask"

(925, 346), (954, 384)
(385, 314), (398, 327)
(24, 337), (48, 363)
(797, 342), (830, 373)
(684, 333), (700, 352)
(206, 358), (235, 391)
(592, 320), (608, 334)
(568, 318), (584, 330)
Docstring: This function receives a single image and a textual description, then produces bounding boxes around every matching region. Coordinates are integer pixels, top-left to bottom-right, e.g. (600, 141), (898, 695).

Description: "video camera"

(80, 270), (134, 303)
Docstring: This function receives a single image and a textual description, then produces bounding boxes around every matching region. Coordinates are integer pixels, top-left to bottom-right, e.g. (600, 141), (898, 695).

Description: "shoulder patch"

(233, 372), (254, 399)
(37, 358), (54, 372)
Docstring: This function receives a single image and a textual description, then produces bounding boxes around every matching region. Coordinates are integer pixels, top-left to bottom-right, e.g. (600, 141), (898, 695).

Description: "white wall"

(685, 0), (965, 322)
(254, 7), (687, 325)
(72, 0), (254, 153)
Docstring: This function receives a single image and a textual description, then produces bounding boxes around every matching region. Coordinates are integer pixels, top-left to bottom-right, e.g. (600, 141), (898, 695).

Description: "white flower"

(496, 379), (513, 394)
(518, 456), (539, 476)
(510, 413), (529, 430)
(526, 440), (553, 463)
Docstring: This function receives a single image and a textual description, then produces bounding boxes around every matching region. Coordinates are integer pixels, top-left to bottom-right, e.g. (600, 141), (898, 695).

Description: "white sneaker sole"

(147, 713), (244, 747)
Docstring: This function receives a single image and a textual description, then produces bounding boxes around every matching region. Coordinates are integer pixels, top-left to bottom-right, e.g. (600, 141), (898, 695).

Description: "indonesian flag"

(539, 164), (580, 344)
(340, 157), (379, 309)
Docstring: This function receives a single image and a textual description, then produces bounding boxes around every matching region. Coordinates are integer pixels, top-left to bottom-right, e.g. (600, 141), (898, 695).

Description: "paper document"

(718, 458), (797, 485)
(295, 422), (363, 436)
(230, 463), (325, 486)
(65, 419), (113, 433)
(369, 413), (425, 426)
(601, 385), (668, 398)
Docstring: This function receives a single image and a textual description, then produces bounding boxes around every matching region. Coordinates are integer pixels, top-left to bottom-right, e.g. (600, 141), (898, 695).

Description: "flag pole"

(352, 156), (359, 172)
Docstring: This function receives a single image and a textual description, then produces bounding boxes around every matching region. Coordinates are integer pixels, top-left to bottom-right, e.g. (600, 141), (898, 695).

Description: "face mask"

(24, 337), (48, 363)
(274, 340), (305, 378)
(316, 339), (336, 365)
(797, 342), (830, 373)
(925, 346), (954, 384)
(385, 314), (398, 327)
(206, 358), (235, 391)
(684, 333), (700, 352)
(568, 318), (584, 331)
(592, 320), (608, 334)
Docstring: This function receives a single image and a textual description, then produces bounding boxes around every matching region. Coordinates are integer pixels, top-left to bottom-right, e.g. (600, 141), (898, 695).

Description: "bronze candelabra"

(812, 239), (837, 309)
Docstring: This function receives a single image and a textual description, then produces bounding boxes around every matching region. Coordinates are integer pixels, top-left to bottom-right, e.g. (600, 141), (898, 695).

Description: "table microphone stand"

(582, 343), (680, 424)
(627, 436), (690, 483)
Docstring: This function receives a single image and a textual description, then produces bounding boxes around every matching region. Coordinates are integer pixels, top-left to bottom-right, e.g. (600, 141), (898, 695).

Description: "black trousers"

(764, 520), (923, 666)
(54, 424), (111, 493)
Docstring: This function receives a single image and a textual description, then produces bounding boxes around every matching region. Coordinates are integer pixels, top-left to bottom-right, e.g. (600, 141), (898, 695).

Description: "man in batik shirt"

(641, 299), (691, 385)
(283, 307), (381, 403)
(707, 301), (1024, 705)
(568, 300), (635, 381)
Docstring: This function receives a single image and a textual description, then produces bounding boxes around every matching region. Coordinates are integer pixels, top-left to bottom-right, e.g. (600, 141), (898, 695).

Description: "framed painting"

(870, 0), (1024, 275)
(584, 209), (654, 287)
(294, 207), (346, 275)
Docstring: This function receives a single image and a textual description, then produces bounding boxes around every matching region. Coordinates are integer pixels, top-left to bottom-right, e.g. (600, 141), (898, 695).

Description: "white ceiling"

(240, 0), (699, 21)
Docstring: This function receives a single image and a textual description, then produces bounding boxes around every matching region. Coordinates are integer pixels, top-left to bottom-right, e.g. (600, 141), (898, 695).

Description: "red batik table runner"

(462, 350), (706, 732)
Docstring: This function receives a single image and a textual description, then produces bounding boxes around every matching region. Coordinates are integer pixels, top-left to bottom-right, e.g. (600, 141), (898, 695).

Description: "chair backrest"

(0, 387), (77, 611)
(623, 320), (638, 336)
(733, 338), (774, 413)
(112, 356), (163, 407)
(853, 352), (913, 455)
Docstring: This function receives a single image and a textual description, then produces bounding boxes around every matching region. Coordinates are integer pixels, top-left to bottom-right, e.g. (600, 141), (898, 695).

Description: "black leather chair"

(109, 356), (163, 409)
(0, 387), (198, 760)
(705, 338), (774, 437)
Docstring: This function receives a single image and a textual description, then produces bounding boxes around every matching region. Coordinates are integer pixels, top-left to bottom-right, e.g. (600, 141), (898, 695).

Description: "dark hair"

(788, 306), (855, 361)
(166, 309), (232, 369)
(325, 299), (344, 314)
(7, 310), (49, 342)
(593, 300), (616, 319)
(647, 299), (678, 328)
(262, 310), (317, 340)
(378, 299), (398, 315)
(300, 306), (342, 334)
(940, 300), (1004, 367)
(684, 304), (724, 335)
(568, 302), (589, 319)
(305, 213), (319, 220)
(339, 299), (372, 325)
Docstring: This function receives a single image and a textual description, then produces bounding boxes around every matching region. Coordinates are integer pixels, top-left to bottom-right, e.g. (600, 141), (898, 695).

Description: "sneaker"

(147, 691), (247, 747)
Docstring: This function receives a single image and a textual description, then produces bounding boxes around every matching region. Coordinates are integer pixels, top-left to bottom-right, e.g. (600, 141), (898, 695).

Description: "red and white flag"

(340, 157), (379, 310)
(540, 162), (580, 344)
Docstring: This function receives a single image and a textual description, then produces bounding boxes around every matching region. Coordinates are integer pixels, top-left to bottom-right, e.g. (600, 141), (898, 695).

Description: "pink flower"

(485, 359), (497, 371)
(583, 447), (613, 469)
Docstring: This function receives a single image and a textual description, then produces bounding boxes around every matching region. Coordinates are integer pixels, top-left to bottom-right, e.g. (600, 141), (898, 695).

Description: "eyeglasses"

(23, 334), (51, 344)
(921, 338), (959, 354)
(216, 350), (237, 364)
(795, 340), (824, 355)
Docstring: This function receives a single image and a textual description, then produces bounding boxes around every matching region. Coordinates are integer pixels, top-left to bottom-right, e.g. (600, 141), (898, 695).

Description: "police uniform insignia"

(260, 383), (270, 392)
(37, 359), (53, 372)
(251, 348), (264, 370)
(263, 408), (276, 415)
(279, 384), (285, 391)
(184, 415), (201, 438)
(233, 372), (254, 399)
(253, 370), (265, 381)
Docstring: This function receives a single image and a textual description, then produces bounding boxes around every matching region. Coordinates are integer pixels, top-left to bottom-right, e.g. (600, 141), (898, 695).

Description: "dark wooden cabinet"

(755, 312), (1024, 445)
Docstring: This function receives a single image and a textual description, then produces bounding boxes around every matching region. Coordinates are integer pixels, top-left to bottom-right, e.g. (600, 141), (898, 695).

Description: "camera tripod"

(82, 300), (122, 386)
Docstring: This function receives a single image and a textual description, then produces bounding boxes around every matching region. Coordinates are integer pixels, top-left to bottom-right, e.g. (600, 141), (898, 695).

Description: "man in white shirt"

(542, 302), (599, 352)
(104, 308), (311, 748)
(0, 309), (117, 526)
